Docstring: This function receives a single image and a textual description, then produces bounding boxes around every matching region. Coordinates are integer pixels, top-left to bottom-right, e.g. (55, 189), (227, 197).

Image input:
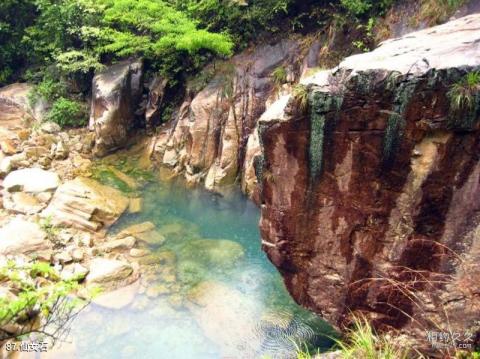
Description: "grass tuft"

(448, 71), (480, 111)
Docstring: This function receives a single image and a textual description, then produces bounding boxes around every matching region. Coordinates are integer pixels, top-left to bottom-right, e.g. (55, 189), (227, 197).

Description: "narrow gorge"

(0, 1), (479, 358)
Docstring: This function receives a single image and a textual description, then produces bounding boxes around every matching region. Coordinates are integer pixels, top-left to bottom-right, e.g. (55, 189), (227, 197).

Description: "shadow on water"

(49, 178), (337, 359)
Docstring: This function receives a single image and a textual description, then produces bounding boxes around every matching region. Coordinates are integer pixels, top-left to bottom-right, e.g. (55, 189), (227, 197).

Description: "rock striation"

(255, 14), (480, 348)
(153, 39), (307, 196)
(90, 59), (143, 157)
(42, 177), (129, 231)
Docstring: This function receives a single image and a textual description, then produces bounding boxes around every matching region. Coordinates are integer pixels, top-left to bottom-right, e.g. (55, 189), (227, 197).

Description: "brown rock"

(257, 14), (480, 347)
(90, 59), (143, 157)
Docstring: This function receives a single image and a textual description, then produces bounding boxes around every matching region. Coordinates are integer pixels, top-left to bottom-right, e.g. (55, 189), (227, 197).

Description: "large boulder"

(0, 217), (50, 255)
(90, 59), (143, 157)
(0, 83), (48, 122)
(42, 177), (129, 231)
(257, 14), (480, 349)
(3, 168), (60, 193)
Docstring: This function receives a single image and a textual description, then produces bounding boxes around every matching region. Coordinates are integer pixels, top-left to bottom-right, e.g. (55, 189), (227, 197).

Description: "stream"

(48, 178), (335, 358)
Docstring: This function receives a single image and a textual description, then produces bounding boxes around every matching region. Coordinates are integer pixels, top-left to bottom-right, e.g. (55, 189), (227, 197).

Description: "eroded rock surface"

(153, 40), (306, 195)
(42, 177), (129, 231)
(257, 14), (480, 349)
(90, 59), (143, 157)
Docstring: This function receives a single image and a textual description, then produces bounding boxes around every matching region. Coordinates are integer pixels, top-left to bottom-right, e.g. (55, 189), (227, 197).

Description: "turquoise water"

(50, 180), (335, 358)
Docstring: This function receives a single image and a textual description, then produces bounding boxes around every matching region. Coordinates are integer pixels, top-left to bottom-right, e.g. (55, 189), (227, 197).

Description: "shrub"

(272, 66), (288, 87)
(448, 71), (480, 111)
(45, 97), (87, 128)
(0, 260), (88, 342)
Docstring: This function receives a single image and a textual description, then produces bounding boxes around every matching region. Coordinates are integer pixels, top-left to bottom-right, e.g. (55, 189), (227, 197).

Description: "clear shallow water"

(49, 180), (335, 359)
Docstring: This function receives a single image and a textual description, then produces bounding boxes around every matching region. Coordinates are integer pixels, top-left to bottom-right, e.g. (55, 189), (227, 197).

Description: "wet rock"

(90, 59), (143, 157)
(118, 221), (155, 236)
(145, 283), (170, 298)
(4, 168), (60, 193)
(86, 258), (134, 288)
(42, 177), (129, 231)
(107, 166), (138, 189)
(156, 221), (201, 241)
(0, 217), (50, 255)
(92, 280), (139, 309)
(129, 248), (148, 257)
(128, 197), (143, 213)
(100, 236), (136, 253)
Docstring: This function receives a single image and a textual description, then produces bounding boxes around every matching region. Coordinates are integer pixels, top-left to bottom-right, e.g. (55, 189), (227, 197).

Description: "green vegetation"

(448, 71), (480, 111)
(419, 0), (467, 25)
(0, 260), (89, 341)
(293, 316), (410, 359)
(332, 316), (410, 358)
(272, 66), (288, 87)
(292, 84), (309, 112)
(45, 98), (87, 128)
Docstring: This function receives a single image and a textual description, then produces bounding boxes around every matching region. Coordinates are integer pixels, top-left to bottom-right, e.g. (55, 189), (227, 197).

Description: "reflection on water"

(49, 180), (336, 358)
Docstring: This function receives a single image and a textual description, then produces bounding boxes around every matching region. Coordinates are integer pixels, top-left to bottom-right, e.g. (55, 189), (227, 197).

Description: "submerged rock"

(186, 281), (262, 357)
(42, 177), (129, 231)
(176, 239), (245, 286)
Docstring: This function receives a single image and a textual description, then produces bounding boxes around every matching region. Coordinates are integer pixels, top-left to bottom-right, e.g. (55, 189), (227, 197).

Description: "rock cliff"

(257, 14), (480, 348)
(90, 59), (143, 157)
(152, 39), (318, 198)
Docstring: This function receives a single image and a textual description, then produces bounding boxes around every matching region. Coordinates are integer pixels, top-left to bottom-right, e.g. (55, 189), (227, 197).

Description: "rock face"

(42, 177), (129, 231)
(90, 59), (143, 157)
(256, 14), (480, 347)
(153, 40), (307, 195)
